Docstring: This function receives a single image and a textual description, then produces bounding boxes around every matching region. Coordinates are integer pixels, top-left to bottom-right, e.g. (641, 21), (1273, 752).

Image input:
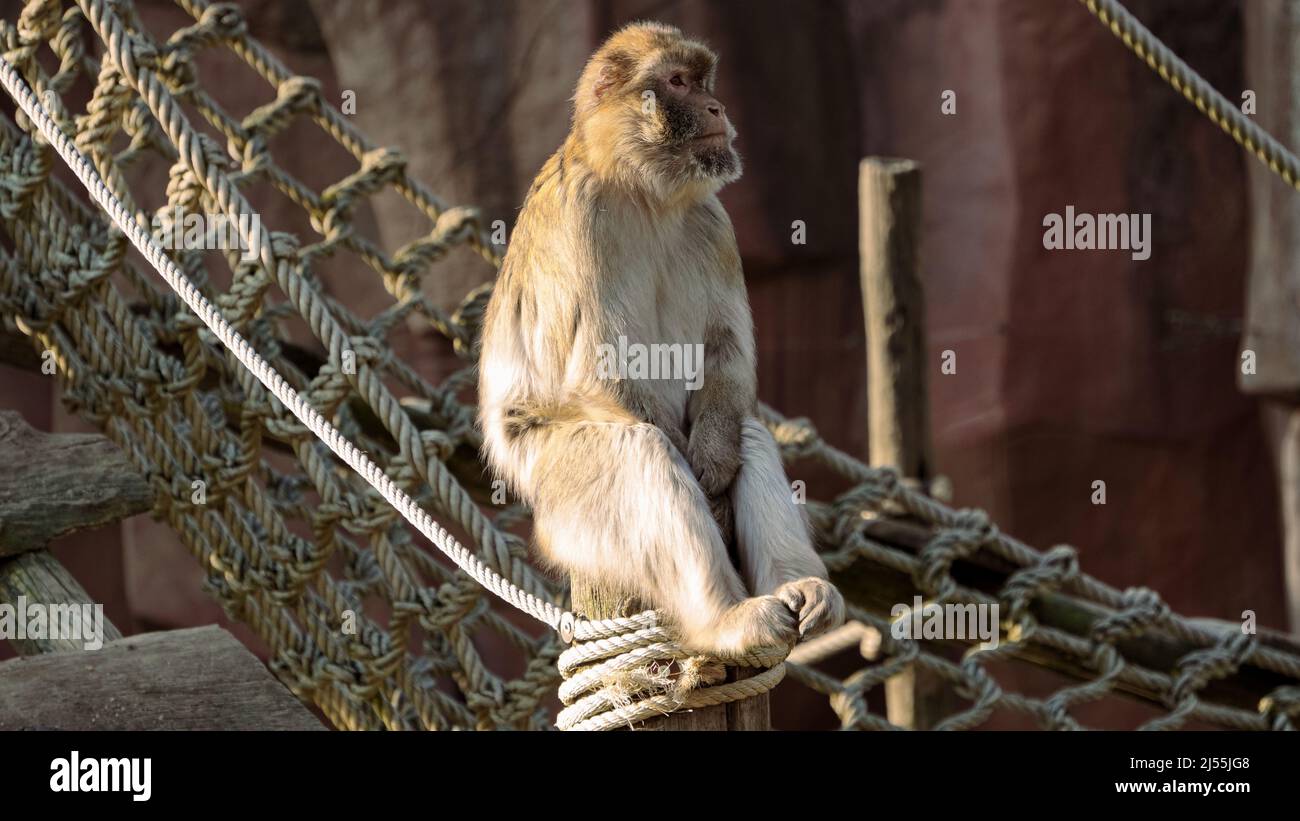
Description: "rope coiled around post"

(556, 609), (788, 731)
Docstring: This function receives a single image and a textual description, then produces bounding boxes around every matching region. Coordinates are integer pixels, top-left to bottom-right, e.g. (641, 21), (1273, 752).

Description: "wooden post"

(0, 411), (143, 655)
(859, 157), (959, 729)
(0, 551), (124, 655)
(569, 579), (771, 730)
(860, 158), (932, 482)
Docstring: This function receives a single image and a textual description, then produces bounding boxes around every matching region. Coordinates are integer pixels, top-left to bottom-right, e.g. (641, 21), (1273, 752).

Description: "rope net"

(1, 0), (1298, 730)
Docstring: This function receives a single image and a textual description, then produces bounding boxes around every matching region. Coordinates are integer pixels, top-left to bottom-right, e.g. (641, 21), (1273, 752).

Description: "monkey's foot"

(775, 577), (845, 640)
(687, 595), (797, 660)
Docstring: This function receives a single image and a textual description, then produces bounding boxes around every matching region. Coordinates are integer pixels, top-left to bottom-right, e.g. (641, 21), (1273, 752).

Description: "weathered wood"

(0, 625), (324, 730)
(859, 157), (960, 729)
(568, 579), (770, 730)
(860, 158), (933, 484)
(725, 667), (773, 730)
(0, 549), (124, 655)
(0, 411), (152, 556)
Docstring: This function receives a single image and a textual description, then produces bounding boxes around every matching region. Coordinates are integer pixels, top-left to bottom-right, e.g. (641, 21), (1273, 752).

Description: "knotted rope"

(556, 611), (787, 731)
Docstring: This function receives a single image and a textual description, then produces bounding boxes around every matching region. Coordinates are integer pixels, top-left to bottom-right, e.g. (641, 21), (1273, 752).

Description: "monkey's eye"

(669, 74), (686, 88)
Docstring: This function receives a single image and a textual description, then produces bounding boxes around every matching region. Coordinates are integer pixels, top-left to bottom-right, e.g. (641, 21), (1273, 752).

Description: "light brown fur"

(478, 22), (844, 657)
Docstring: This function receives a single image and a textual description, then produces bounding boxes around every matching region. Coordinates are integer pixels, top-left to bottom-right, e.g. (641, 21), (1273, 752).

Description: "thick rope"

(1079, 0), (1300, 191)
(556, 610), (787, 731)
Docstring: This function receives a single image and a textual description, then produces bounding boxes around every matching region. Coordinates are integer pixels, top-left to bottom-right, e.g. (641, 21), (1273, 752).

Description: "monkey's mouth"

(692, 131), (730, 146)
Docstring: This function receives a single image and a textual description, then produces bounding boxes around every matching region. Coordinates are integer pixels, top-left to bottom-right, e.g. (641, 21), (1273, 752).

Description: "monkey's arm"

(686, 285), (757, 497)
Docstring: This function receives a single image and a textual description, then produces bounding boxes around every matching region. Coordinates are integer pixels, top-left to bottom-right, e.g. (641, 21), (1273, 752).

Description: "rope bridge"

(1, 0), (1298, 730)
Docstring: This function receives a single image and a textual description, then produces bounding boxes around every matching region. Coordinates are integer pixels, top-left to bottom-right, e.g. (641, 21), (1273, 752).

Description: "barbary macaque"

(478, 22), (844, 657)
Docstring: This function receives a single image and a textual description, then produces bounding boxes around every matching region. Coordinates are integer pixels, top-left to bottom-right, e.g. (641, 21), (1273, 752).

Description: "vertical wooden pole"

(860, 158), (932, 482)
(569, 579), (770, 730)
(859, 157), (957, 729)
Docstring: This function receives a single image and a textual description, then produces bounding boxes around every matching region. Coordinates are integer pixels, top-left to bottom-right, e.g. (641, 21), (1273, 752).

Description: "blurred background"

(3, 0), (1298, 728)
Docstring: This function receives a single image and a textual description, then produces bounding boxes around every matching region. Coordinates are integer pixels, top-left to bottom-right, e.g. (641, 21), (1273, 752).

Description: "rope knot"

(1260, 685), (1300, 731)
(242, 76), (321, 140)
(199, 2), (247, 40)
(1164, 631), (1256, 715)
(768, 415), (819, 459)
(1000, 543), (1079, 624)
(914, 508), (997, 599)
(869, 465), (902, 499)
(1090, 586), (1170, 644)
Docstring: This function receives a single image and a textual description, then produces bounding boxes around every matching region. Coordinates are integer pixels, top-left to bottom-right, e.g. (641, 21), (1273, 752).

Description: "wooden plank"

(0, 410), (152, 556)
(859, 157), (961, 729)
(0, 625), (324, 730)
(0, 549), (124, 655)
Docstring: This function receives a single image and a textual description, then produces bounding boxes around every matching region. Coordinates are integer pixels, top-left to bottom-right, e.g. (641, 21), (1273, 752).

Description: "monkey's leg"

(527, 420), (797, 656)
(732, 417), (845, 638)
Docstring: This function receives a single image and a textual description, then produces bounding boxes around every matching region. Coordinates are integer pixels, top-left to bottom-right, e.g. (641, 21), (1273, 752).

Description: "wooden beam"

(0, 550), (124, 655)
(0, 411), (152, 557)
(859, 156), (961, 729)
(0, 625), (324, 730)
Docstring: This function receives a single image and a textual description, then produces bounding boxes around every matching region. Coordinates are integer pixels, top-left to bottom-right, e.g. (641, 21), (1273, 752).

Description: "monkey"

(477, 22), (844, 659)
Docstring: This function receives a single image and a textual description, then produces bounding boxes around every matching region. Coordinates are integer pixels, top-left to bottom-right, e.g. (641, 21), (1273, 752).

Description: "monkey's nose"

(707, 103), (723, 118)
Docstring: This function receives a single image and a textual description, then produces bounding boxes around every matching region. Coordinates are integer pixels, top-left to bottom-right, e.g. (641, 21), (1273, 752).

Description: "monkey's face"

(575, 26), (743, 199)
(644, 65), (741, 186)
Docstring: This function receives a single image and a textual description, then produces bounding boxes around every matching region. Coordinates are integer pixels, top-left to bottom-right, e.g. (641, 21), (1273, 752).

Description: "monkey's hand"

(687, 414), (742, 496)
(774, 577), (845, 640)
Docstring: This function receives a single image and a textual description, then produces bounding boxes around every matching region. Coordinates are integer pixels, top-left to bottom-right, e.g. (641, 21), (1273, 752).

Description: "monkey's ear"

(591, 63), (619, 100)
(595, 62), (624, 101)
(591, 50), (636, 100)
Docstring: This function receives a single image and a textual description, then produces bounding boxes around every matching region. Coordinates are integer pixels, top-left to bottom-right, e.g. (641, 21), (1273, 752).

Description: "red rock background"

(1, 0), (1290, 728)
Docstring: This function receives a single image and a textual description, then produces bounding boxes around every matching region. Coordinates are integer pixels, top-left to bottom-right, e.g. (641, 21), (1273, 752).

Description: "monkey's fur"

(478, 22), (845, 658)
